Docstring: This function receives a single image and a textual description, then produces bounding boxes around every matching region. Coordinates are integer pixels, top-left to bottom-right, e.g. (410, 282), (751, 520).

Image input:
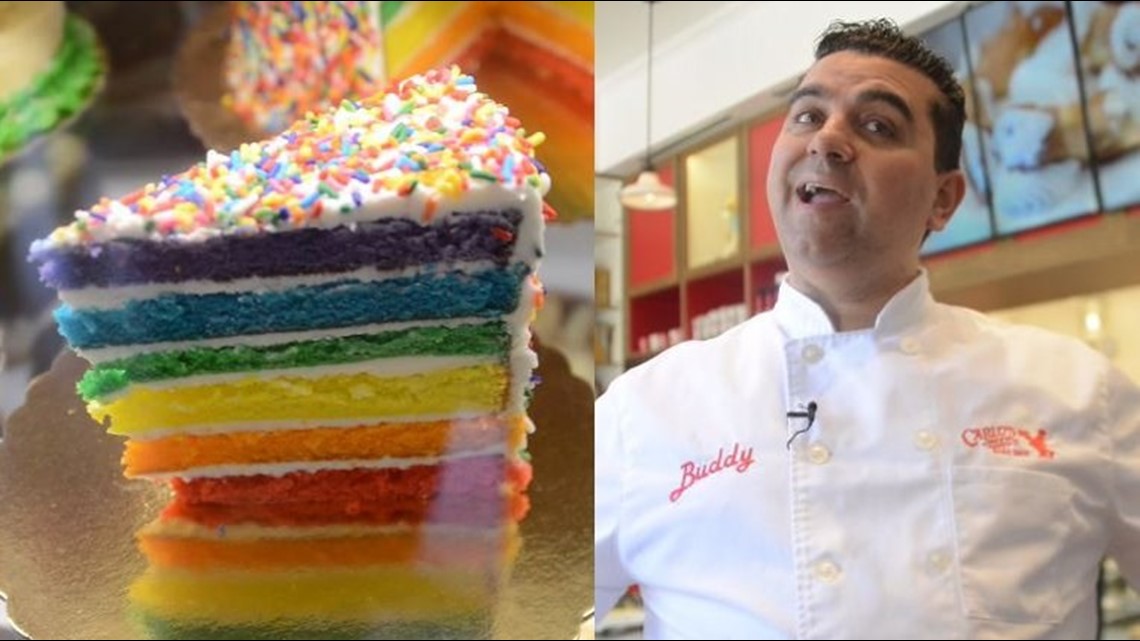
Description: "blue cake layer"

(57, 266), (528, 349)
(30, 211), (525, 290)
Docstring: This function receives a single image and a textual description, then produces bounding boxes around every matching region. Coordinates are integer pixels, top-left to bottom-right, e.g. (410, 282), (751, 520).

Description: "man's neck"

(787, 265), (921, 332)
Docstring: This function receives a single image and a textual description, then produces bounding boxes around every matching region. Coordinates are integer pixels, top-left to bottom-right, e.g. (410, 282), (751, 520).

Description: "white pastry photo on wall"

(919, 15), (996, 256)
(964, 0), (1101, 236)
(1076, 1), (1140, 211)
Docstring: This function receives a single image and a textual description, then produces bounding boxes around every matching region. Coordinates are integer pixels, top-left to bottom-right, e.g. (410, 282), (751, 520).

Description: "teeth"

(801, 183), (838, 200)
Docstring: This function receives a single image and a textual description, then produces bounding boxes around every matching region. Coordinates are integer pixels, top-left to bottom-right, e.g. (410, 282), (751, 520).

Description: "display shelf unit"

(623, 114), (788, 366)
(595, 175), (628, 393)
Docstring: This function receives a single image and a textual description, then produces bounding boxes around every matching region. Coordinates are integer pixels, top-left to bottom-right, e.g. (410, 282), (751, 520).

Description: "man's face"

(766, 51), (962, 278)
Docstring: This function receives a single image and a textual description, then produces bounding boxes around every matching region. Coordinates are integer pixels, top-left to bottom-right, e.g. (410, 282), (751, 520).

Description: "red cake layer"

(163, 492), (530, 529)
(170, 455), (517, 505)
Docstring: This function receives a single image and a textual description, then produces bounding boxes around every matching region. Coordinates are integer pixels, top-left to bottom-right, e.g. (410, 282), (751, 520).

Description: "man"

(595, 18), (1140, 639)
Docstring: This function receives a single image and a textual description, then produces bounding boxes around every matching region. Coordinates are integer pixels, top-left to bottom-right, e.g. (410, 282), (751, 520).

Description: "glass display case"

(684, 135), (740, 272)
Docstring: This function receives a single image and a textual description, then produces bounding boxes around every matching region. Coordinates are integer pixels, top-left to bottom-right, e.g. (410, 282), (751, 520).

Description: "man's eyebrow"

(788, 84), (826, 106)
(857, 89), (914, 123)
(787, 84), (916, 124)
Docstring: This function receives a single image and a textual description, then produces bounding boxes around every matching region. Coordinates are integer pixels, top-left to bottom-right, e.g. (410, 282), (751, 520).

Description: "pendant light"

(619, 1), (677, 211)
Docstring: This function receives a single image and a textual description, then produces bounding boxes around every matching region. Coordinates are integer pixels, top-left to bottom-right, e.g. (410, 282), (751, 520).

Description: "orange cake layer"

(125, 416), (528, 477)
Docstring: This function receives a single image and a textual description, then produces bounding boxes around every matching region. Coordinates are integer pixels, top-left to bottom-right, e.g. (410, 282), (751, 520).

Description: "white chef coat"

(595, 271), (1140, 640)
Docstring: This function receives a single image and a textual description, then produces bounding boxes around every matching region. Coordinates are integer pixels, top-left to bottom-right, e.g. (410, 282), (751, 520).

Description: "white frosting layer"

(37, 168), (549, 249)
(60, 259), (502, 310)
(144, 444), (507, 481)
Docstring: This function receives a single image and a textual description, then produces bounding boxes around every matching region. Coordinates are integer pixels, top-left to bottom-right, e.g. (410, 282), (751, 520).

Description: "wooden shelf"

(629, 278), (679, 298)
(624, 351), (663, 369)
(927, 214), (1140, 312)
(686, 255), (745, 282)
(621, 127), (781, 358)
(749, 244), (784, 262)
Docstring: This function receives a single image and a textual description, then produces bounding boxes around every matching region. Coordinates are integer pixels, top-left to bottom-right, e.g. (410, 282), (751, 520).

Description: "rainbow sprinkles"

(41, 66), (553, 247)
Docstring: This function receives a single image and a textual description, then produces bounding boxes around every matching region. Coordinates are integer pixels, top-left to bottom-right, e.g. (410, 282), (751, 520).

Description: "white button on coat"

(927, 550), (952, 574)
(914, 430), (939, 451)
(807, 443), (832, 465)
(814, 560), (842, 584)
(802, 343), (824, 363)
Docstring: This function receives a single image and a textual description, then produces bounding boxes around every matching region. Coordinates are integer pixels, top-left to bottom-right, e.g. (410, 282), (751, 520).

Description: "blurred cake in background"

(0, 2), (65, 102)
(223, 1), (387, 135)
(214, 0), (592, 219)
(0, 1), (103, 161)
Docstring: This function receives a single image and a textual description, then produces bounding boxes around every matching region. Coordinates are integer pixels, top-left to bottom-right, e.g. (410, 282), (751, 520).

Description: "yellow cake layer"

(91, 365), (507, 437)
(385, 1), (592, 77)
(129, 566), (495, 623)
(384, 2), (469, 76)
(494, 1), (594, 65)
(124, 415), (528, 476)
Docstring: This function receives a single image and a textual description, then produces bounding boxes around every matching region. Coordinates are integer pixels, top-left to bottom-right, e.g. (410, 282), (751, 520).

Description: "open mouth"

(796, 182), (849, 204)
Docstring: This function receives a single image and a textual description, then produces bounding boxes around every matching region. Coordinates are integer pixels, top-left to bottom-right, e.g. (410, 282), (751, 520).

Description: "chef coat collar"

(772, 269), (934, 340)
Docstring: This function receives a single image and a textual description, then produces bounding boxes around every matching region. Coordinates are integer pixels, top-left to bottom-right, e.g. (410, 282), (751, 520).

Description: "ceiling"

(596, 1), (733, 79)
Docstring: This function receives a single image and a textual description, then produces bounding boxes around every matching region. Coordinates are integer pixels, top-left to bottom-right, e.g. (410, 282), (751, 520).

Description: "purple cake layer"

(30, 210), (525, 290)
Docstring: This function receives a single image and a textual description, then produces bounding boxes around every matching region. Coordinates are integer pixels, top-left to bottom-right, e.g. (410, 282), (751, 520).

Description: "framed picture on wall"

(1074, 1), (1140, 212)
(962, 0), (1102, 236)
(919, 14), (996, 256)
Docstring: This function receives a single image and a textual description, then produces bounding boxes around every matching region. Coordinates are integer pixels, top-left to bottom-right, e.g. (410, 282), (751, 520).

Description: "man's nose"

(807, 118), (854, 164)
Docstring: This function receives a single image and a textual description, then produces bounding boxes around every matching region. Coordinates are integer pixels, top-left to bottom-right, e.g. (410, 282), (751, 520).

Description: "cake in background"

(0, 1), (104, 161)
(223, 1), (387, 135)
(28, 65), (550, 635)
(0, 1), (65, 103)
(217, 0), (592, 220)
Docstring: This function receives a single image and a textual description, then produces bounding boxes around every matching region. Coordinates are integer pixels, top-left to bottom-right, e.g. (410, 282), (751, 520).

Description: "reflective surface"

(0, 342), (591, 640)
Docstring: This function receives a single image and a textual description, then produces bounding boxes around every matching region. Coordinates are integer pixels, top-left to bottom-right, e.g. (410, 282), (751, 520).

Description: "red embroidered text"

(669, 443), (755, 502)
(961, 426), (1055, 459)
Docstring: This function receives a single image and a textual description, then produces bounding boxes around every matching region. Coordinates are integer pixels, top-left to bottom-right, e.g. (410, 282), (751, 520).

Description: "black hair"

(814, 18), (965, 173)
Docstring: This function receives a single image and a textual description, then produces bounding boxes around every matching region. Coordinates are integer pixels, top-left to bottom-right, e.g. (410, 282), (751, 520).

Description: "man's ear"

(929, 170), (966, 232)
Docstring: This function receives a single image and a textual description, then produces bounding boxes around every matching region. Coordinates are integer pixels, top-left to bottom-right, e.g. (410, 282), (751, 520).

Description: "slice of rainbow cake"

(28, 66), (547, 629)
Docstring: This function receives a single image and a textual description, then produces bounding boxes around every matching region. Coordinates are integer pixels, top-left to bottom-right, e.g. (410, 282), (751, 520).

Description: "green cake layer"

(78, 322), (509, 400)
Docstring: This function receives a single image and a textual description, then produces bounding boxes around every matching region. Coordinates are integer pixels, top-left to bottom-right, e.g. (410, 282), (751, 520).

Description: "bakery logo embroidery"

(961, 426), (1055, 459)
(669, 442), (755, 502)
